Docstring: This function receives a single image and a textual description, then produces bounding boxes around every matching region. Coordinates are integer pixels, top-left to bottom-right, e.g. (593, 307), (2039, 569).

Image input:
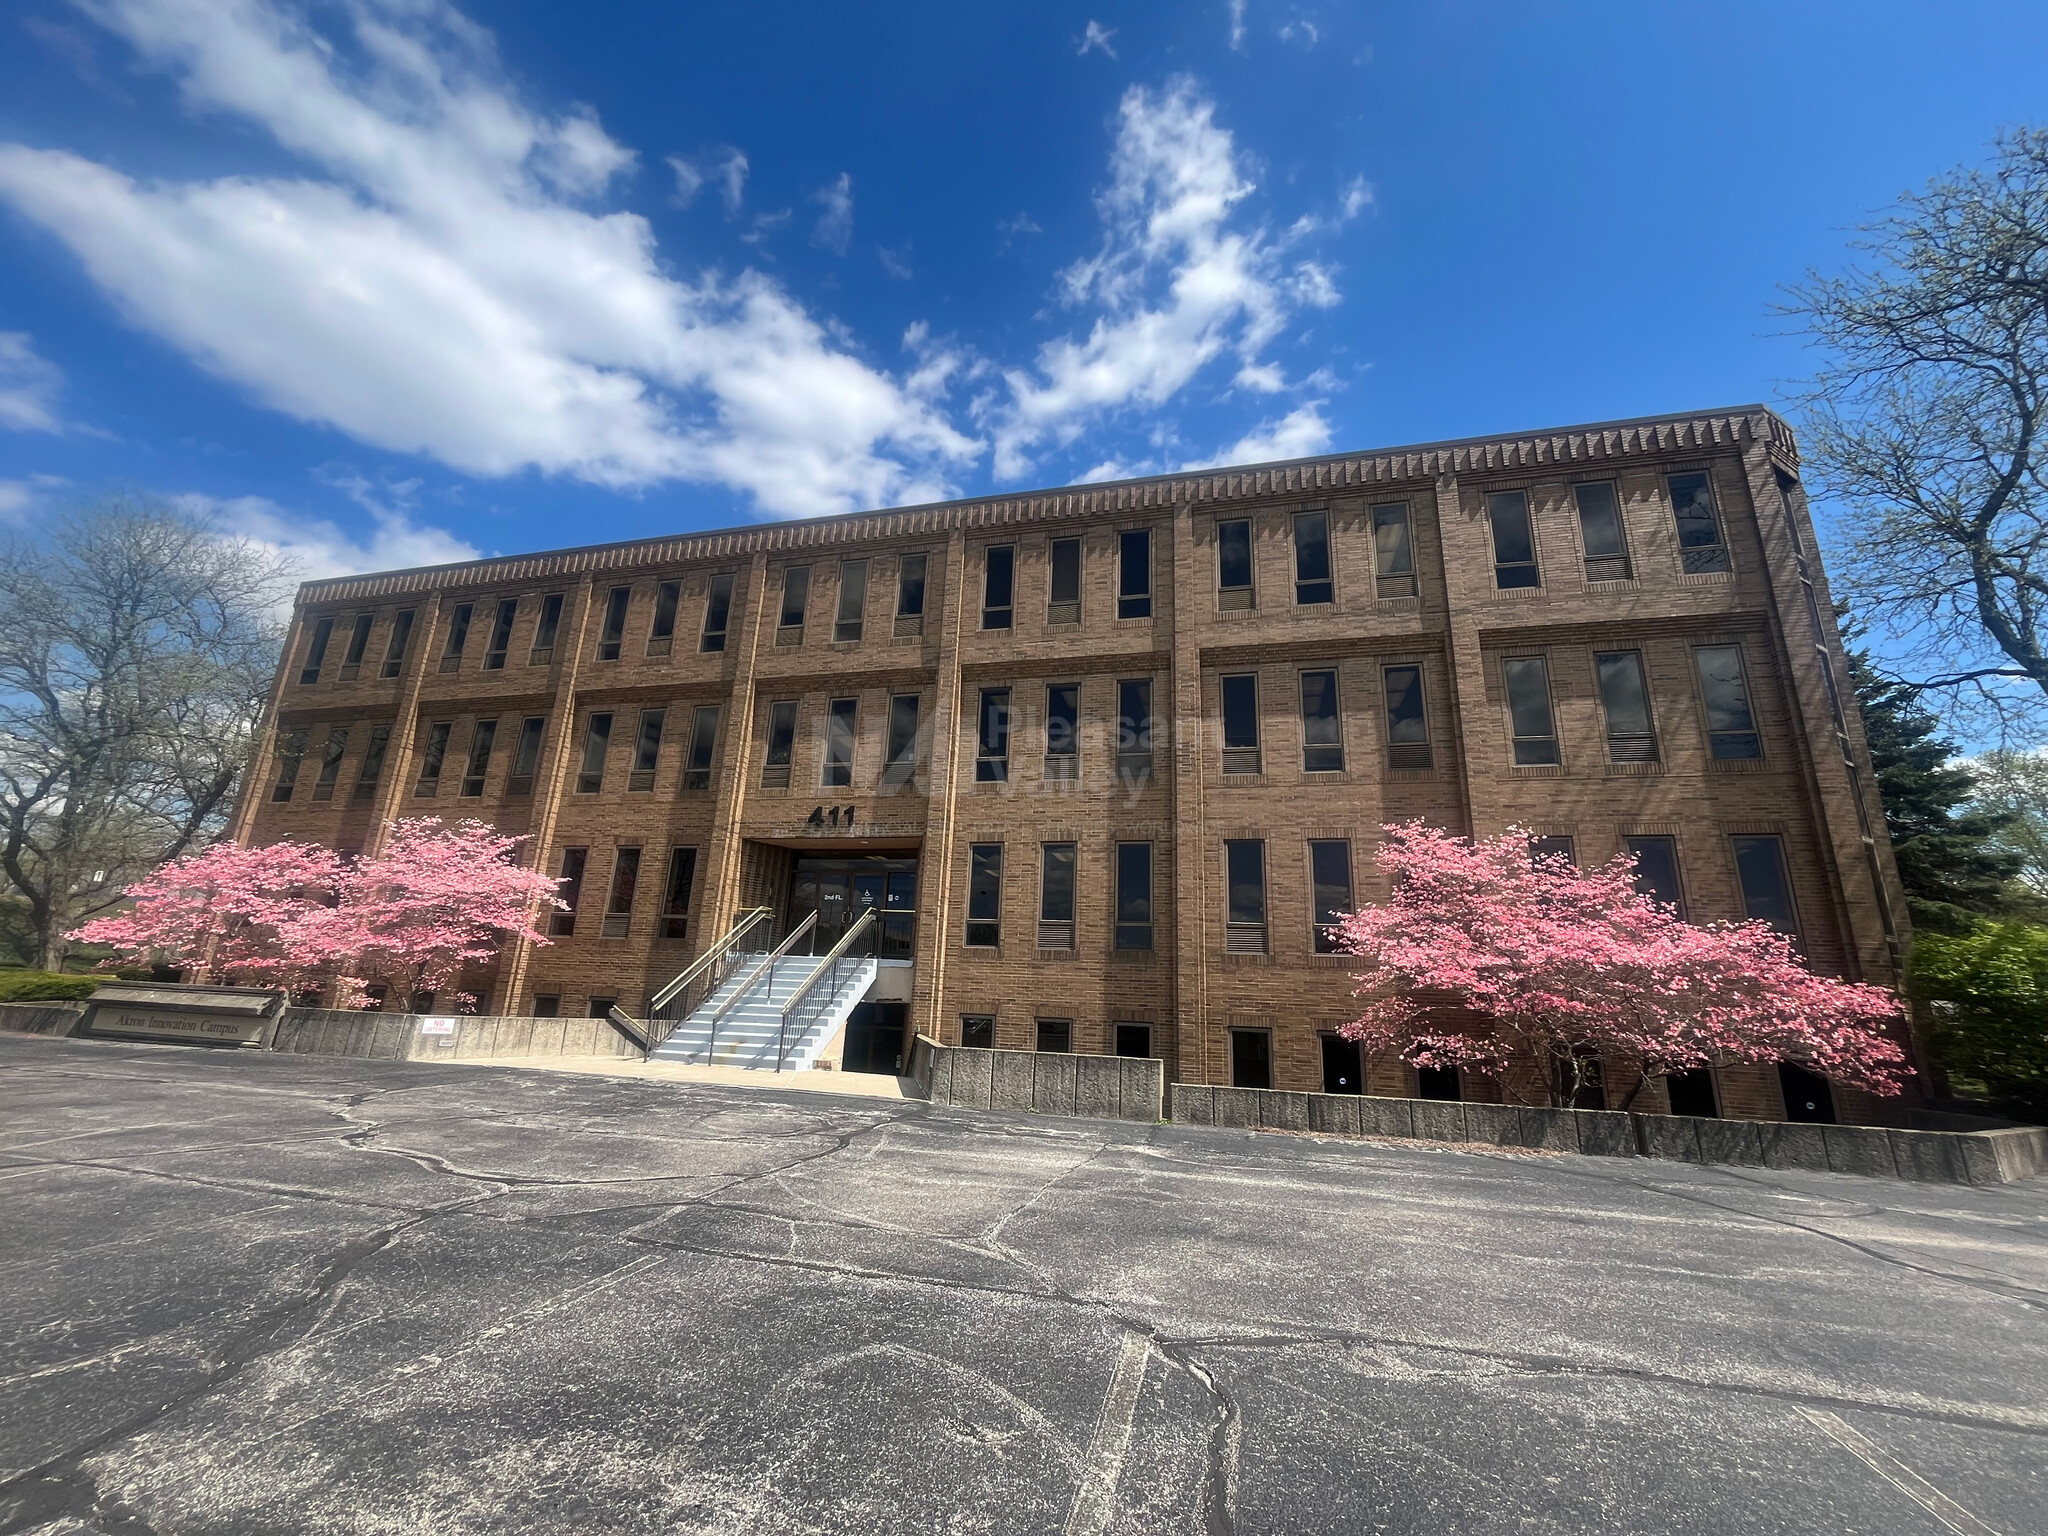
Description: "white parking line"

(1064, 1332), (1152, 1536)
(1797, 1407), (2003, 1536)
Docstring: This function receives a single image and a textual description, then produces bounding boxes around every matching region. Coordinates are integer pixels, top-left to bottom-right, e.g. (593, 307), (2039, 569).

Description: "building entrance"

(786, 855), (917, 957)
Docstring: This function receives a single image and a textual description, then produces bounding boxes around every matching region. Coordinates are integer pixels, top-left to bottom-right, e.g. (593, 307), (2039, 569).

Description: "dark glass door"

(786, 856), (917, 954)
(1779, 1063), (1836, 1123)
(1321, 1034), (1363, 1094)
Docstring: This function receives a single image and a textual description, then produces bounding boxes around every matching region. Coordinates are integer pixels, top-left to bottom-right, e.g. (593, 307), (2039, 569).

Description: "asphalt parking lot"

(2, 1034), (2044, 1535)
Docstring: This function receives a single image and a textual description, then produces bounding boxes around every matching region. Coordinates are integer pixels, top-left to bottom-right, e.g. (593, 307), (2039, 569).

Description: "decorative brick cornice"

(296, 404), (1789, 607)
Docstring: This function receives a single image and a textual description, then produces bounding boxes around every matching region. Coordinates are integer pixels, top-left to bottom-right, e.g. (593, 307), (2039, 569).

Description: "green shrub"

(0, 970), (99, 1003)
(1908, 921), (2048, 1120)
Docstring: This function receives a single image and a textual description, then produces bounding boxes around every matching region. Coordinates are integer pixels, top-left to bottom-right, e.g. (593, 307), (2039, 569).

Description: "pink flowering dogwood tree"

(1336, 822), (1909, 1109)
(73, 818), (563, 1011)
(70, 839), (345, 993)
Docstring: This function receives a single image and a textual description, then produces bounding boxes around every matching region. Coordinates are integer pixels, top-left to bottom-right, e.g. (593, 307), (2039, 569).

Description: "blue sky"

(1, 0), (2045, 584)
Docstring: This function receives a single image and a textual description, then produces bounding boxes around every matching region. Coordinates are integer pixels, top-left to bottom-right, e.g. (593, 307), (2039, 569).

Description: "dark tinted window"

(897, 553), (927, 616)
(1625, 835), (1685, 917)
(441, 603), (473, 661)
(1488, 491), (1539, 589)
(824, 698), (857, 786)
(576, 713), (612, 793)
(701, 573), (733, 651)
(976, 688), (1011, 781)
(1504, 657), (1558, 765)
(886, 694), (920, 771)
(1118, 529), (1151, 618)
(1383, 665), (1428, 748)
(982, 545), (1014, 628)
(1218, 519), (1253, 591)
(634, 708), (665, 774)
(780, 566), (810, 628)
(966, 844), (1003, 945)
(1037, 1019), (1072, 1053)
(1040, 842), (1076, 922)
(1117, 679), (1153, 773)
(460, 719), (496, 796)
(835, 559), (867, 641)
(1115, 842), (1153, 950)
(650, 580), (680, 641)
(1293, 512), (1333, 604)
(484, 598), (517, 669)
(1046, 684), (1078, 759)
(550, 848), (586, 936)
(1310, 840), (1353, 953)
(1667, 472), (1729, 573)
(299, 617), (333, 684)
(1695, 646), (1761, 759)
(529, 594), (560, 658)
(1226, 840), (1266, 925)
(1372, 504), (1413, 576)
(765, 701), (798, 766)
(1732, 835), (1798, 935)
(381, 608), (415, 677)
(1231, 1029), (1272, 1089)
(1300, 669), (1343, 771)
(1575, 482), (1627, 560)
(1221, 674), (1259, 749)
(596, 587), (629, 660)
(1050, 538), (1082, 605)
(961, 1015), (995, 1048)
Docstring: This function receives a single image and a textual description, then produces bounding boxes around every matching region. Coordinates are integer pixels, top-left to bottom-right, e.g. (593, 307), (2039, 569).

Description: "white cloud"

(0, 0), (976, 518)
(0, 480), (35, 524)
(812, 172), (853, 254)
(877, 245), (913, 280)
(183, 491), (481, 586)
(667, 145), (748, 214)
(1186, 402), (1333, 469)
(0, 332), (65, 432)
(983, 77), (1342, 480)
(1277, 16), (1320, 48)
(1228, 0), (1248, 52)
(1339, 175), (1372, 220)
(1079, 21), (1118, 59)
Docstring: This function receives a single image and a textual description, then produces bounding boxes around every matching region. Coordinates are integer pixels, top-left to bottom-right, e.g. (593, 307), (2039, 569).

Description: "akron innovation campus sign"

(79, 981), (286, 1048)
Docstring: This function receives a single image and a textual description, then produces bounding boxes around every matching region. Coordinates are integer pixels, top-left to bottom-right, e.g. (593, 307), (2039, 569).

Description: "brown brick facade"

(233, 406), (1914, 1121)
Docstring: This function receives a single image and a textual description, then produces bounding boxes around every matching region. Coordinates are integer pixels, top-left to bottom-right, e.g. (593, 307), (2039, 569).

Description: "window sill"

(1603, 760), (1664, 777)
(1585, 578), (1642, 594)
(1376, 597), (1421, 615)
(1676, 569), (1734, 587)
(1707, 756), (1769, 773)
(1489, 586), (1546, 601)
(1507, 764), (1565, 778)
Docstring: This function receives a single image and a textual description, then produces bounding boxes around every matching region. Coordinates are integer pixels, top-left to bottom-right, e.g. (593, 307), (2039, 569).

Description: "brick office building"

(231, 405), (1914, 1121)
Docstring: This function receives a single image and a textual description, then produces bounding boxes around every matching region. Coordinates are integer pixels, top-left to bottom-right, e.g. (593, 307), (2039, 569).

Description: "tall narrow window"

(1575, 482), (1631, 581)
(352, 723), (391, 803)
(1694, 646), (1761, 760)
(298, 617), (334, 686)
(1048, 537), (1082, 623)
(529, 594), (561, 665)
(1115, 842), (1153, 950)
(1732, 834), (1798, 935)
(976, 688), (1011, 782)
(1116, 679), (1153, 780)
(1293, 512), (1334, 605)
(381, 608), (415, 679)
(413, 721), (451, 796)
(459, 719), (497, 797)
(1118, 528), (1152, 619)
(683, 705), (719, 791)
(981, 545), (1014, 630)
(648, 580), (680, 656)
(1221, 674), (1260, 774)
(1225, 840), (1267, 953)
(778, 566), (810, 640)
(1372, 504), (1415, 598)
(883, 694), (920, 784)
(507, 716), (544, 797)
(483, 598), (517, 670)
(1625, 835), (1686, 918)
(1488, 491), (1539, 589)
(835, 559), (868, 642)
(550, 847), (587, 937)
(311, 726), (348, 800)
(1310, 840), (1353, 953)
(629, 708), (665, 791)
(1596, 650), (1658, 763)
(1667, 472), (1730, 574)
(1383, 664), (1431, 770)
(700, 573), (733, 653)
(1299, 669), (1343, 772)
(1039, 842), (1076, 949)
(271, 730), (308, 801)
(896, 552), (927, 637)
(1045, 683), (1079, 779)
(660, 846), (698, 940)
(439, 603), (473, 672)
(1231, 1029), (1273, 1090)
(576, 712), (612, 794)
(596, 586), (630, 661)
(762, 699), (798, 788)
(823, 697), (857, 787)
(340, 613), (373, 680)
(965, 843), (1003, 946)
(602, 846), (641, 939)
(1504, 657), (1559, 765)
(1218, 519), (1254, 609)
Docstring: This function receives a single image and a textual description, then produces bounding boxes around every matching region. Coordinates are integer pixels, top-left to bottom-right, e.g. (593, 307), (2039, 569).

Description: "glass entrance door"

(787, 856), (917, 956)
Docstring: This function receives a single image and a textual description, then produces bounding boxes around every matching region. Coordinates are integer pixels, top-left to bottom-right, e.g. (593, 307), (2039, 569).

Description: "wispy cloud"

(0, 332), (66, 433)
(982, 77), (1343, 480)
(183, 490), (481, 586)
(0, 0), (977, 518)
(1186, 402), (1332, 469)
(877, 245), (914, 280)
(1078, 20), (1118, 59)
(1227, 0), (1248, 52)
(812, 172), (853, 254)
(668, 145), (749, 213)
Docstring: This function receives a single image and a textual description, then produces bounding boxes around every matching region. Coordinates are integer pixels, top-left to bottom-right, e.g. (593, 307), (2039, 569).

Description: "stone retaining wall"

(907, 1036), (1163, 1123)
(1168, 1083), (2046, 1185)
(0, 1000), (89, 1037)
(270, 1009), (636, 1062)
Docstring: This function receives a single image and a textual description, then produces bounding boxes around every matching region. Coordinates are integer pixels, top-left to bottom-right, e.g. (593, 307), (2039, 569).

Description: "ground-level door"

(843, 1001), (908, 1075)
(785, 856), (917, 957)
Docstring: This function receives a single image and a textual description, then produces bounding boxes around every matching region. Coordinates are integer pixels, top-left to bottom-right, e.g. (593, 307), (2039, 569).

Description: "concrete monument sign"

(80, 982), (285, 1048)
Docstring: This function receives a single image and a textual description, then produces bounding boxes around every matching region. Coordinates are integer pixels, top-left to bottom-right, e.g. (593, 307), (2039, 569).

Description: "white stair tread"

(650, 952), (878, 1071)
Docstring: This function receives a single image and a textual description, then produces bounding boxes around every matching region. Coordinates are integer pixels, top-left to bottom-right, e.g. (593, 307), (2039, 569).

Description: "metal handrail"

(708, 910), (818, 1039)
(650, 907), (771, 1012)
(777, 909), (877, 1071)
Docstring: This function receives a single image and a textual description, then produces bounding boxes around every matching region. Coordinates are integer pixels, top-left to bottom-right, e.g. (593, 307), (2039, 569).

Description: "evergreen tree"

(1842, 617), (2023, 931)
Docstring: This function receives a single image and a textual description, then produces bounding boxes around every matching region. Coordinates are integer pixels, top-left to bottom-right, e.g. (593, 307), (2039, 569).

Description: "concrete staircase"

(649, 950), (879, 1071)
